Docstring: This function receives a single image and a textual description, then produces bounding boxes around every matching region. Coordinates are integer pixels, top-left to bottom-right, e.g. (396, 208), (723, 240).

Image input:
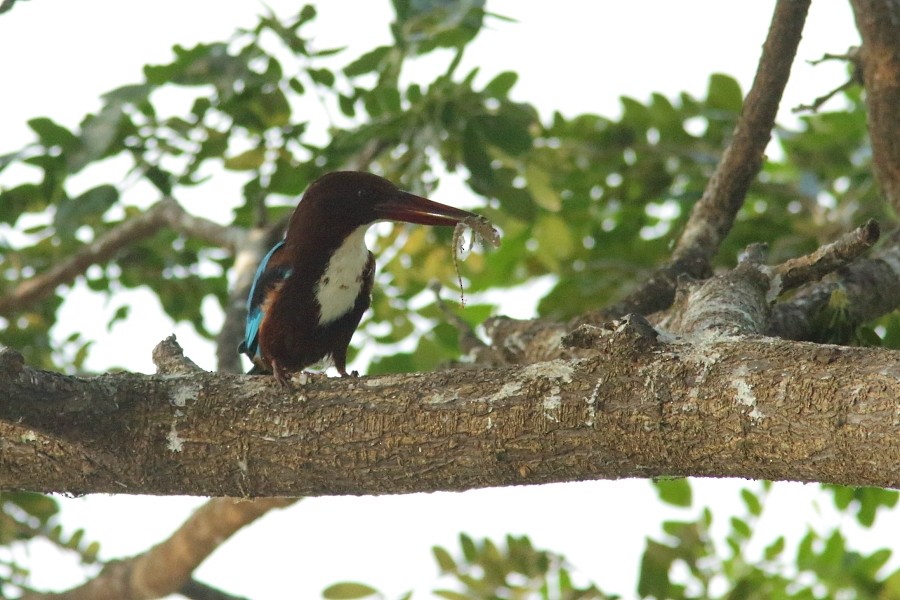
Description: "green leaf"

(393, 0), (486, 52)
(101, 83), (153, 105)
(473, 113), (532, 156)
(764, 536), (785, 561)
(83, 541), (101, 563)
(707, 73), (743, 112)
(54, 184), (119, 232)
(525, 163), (560, 211)
(433, 545), (458, 574)
(653, 478), (693, 508)
(459, 533), (477, 563)
(484, 71), (517, 98)
(69, 103), (125, 171)
(824, 485), (899, 527)
(308, 67), (336, 87)
(533, 214), (575, 265)
(28, 117), (78, 149)
(638, 539), (675, 599)
(729, 516), (751, 539)
(224, 148), (266, 171)
(740, 487), (763, 516)
(462, 122), (494, 185)
(0, 183), (48, 225)
(321, 582), (379, 599)
(2, 492), (60, 523)
(344, 46), (393, 76)
(145, 165), (174, 196)
(289, 77), (306, 95)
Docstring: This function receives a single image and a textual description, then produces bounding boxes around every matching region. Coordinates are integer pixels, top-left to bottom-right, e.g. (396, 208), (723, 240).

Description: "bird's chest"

(314, 226), (370, 325)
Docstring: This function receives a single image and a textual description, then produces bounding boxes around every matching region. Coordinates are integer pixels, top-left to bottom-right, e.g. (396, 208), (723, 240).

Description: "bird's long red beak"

(374, 191), (476, 227)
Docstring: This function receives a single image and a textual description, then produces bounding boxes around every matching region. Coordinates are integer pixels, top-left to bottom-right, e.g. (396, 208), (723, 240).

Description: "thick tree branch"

(2, 332), (900, 495)
(596, 0), (811, 320)
(849, 0), (900, 213)
(22, 498), (297, 600)
(0, 198), (246, 317)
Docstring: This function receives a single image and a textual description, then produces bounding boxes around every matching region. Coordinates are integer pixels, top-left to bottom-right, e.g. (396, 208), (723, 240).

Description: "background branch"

(0, 198), (245, 317)
(596, 0), (812, 320)
(849, 0), (900, 212)
(22, 498), (298, 600)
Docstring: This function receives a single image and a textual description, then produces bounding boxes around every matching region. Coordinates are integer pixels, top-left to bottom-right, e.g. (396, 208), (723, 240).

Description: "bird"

(239, 171), (479, 386)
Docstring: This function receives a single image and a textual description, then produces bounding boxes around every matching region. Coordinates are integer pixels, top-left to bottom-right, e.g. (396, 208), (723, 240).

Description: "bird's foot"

(272, 362), (293, 389)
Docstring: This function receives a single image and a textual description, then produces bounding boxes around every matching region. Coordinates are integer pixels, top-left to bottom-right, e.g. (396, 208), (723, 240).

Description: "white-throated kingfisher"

(239, 171), (479, 385)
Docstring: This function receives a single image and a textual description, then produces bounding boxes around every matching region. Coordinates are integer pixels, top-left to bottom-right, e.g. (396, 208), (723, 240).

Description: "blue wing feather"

(240, 240), (290, 361)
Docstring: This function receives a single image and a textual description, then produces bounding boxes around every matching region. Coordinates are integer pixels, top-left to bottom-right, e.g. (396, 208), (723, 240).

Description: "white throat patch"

(315, 226), (370, 325)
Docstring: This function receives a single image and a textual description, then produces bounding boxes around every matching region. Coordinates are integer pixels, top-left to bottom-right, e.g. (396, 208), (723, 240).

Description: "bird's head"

(288, 172), (477, 242)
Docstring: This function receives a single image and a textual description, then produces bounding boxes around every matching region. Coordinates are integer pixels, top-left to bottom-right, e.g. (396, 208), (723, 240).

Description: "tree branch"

(769, 227), (900, 342)
(3, 333), (900, 495)
(771, 218), (880, 292)
(491, 221), (885, 364)
(0, 198), (246, 317)
(22, 498), (297, 600)
(849, 0), (900, 213)
(597, 0), (812, 320)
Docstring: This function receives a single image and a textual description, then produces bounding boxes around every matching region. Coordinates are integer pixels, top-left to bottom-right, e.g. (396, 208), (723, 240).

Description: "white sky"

(3, 2), (893, 600)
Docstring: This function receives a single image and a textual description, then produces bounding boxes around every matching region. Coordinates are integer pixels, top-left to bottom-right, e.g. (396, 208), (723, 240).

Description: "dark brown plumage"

(240, 171), (477, 385)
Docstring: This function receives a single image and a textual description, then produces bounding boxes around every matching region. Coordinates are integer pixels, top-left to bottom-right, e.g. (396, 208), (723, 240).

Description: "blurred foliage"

(0, 493), (99, 598)
(1, 1), (899, 598)
(318, 484), (900, 599)
(324, 533), (611, 600)
(637, 482), (900, 600)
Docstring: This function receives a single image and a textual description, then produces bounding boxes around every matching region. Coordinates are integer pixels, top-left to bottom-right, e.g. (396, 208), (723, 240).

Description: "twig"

(808, 49), (861, 66)
(156, 197), (246, 252)
(21, 498), (299, 600)
(792, 48), (862, 113)
(772, 219), (880, 293)
(0, 197), (245, 317)
(792, 79), (857, 113)
(597, 0), (812, 320)
(768, 226), (900, 342)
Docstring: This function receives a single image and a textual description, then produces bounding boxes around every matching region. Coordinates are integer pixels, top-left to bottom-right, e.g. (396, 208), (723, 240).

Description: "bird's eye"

(357, 188), (374, 201)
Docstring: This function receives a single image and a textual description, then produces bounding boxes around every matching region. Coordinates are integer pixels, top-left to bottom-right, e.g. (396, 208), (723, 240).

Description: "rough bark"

(3, 330), (900, 496)
(769, 227), (900, 342)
